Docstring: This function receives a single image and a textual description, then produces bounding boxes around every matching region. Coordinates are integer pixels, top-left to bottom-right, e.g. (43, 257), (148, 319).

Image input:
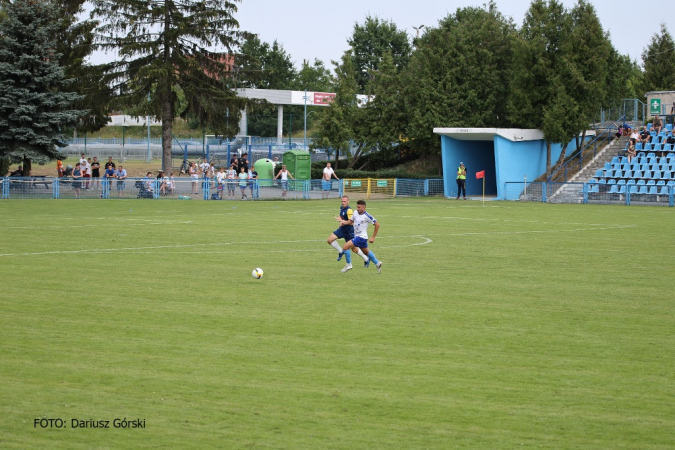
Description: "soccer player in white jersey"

(342, 199), (383, 273)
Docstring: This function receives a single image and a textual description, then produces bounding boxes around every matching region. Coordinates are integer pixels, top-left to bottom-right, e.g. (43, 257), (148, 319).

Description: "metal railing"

(504, 181), (674, 206)
(547, 128), (613, 183)
(1, 177), (444, 201)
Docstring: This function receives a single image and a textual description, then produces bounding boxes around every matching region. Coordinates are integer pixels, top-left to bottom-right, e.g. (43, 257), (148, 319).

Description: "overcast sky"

(234, 0), (673, 69)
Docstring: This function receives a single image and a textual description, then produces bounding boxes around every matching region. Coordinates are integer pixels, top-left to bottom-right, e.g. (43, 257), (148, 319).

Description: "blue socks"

(368, 251), (379, 265)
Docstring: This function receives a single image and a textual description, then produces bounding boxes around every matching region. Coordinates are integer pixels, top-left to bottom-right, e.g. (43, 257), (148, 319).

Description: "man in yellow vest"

(456, 162), (467, 200)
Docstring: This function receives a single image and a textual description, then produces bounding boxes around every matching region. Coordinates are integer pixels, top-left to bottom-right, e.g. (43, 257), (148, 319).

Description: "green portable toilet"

(282, 150), (311, 181)
(254, 158), (275, 186)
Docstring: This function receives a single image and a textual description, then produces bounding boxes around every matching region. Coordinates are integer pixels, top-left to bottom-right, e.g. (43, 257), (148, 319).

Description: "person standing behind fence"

(456, 162), (467, 200)
(82, 158), (91, 190)
(207, 161), (216, 187)
(275, 164), (295, 199)
(104, 164), (115, 193)
(72, 163), (82, 199)
(189, 161), (199, 195)
(115, 165), (127, 198)
(248, 165), (257, 199)
(322, 162), (339, 199)
(238, 166), (248, 200)
(168, 172), (176, 196)
(216, 166), (226, 199)
(56, 159), (64, 177)
(91, 157), (101, 190)
(226, 164), (237, 200)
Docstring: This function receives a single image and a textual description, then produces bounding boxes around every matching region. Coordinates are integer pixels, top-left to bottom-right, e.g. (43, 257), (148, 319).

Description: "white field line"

(0, 223), (635, 258)
(0, 236), (431, 258)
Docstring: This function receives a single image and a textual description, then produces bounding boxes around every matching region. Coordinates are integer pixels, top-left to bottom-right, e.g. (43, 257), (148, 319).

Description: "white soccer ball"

(252, 268), (264, 279)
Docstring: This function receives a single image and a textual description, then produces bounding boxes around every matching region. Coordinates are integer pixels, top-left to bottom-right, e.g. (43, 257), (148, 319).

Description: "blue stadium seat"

(618, 186), (627, 194)
(638, 186), (648, 194)
(653, 143), (663, 151)
(627, 179), (636, 185)
(611, 156), (619, 164)
(659, 186), (670, 195)
(619, 156), (628, 164)
(598, 179), (607, 184)
(636, 142), (643, 150)
(637, 179), (646, 185)
(663, 144), (673, 153)
(643, 144), (653, 152)
(617, 179), (626, 185)
(589, 184), (599, 193)
(629, 186), (639, 194)
(589, 178), (597, 184)
(604, 162), (611, 170)
(647, 180), (656, 185)
(657, 180), (666, 186)
(667, 124), (673, 132)
(595, 168), (604, 178)
(624, 170), (633, 179)
(668, 180), (675, 186)
(647, 152), (656, 158)
(607, 179), (617, 185)
(648, 186), (658, 195)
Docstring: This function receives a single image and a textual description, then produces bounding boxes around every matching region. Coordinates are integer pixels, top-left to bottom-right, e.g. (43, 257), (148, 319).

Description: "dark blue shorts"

(333, 228), (354, 241)
(352, 236), (368, 248)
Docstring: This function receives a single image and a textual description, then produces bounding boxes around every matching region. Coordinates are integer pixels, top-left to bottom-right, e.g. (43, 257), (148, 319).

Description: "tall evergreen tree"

(0, 0), (87, 174)
(92, 0), (252, 172)
(55, 0), (111, 134)
(641, 24), (675, 94)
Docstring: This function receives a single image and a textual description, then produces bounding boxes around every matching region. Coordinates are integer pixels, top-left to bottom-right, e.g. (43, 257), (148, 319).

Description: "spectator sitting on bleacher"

(627, 138), (637, 163)
(640, 126), (651, 145)
(630, 129), (640, 141)
(652, 115), (663, 134)
(623, 124), (632, 136)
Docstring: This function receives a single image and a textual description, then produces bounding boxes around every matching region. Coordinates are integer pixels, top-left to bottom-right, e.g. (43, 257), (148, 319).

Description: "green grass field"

(1, 198), (674, 449)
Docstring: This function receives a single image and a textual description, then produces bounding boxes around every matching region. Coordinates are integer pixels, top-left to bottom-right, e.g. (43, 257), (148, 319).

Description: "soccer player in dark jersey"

(327, 196), (355, 272)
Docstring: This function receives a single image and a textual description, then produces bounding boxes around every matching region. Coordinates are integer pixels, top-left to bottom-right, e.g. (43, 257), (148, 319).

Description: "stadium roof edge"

(433, 128), (544, 142)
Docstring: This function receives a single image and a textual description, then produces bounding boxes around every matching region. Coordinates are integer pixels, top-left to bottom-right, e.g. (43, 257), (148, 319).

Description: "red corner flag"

(476, 170), (485, 179)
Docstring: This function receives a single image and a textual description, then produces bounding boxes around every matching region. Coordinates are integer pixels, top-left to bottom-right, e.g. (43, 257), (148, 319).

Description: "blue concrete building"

(434, 128), (593, 199)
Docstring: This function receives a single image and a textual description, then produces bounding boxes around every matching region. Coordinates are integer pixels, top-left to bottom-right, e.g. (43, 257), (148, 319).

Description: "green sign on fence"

(351, 180), (362, 187)
(376, 180), (388, 187)
(650, 98), (661, 115)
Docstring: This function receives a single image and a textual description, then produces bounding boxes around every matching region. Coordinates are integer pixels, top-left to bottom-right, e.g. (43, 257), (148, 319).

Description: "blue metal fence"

(1, 177), (443, 201)
(504, 181), (675, 206)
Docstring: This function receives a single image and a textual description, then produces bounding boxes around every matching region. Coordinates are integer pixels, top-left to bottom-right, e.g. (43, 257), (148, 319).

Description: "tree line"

(0, 0), (674, 177)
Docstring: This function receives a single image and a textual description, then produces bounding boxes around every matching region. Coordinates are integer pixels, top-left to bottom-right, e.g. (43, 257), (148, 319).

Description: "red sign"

(314, 93), (335, 105)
